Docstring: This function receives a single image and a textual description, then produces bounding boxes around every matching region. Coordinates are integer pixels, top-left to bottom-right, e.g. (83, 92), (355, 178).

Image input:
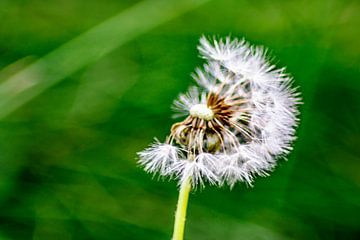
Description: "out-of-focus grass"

(0, 0), (359, 239)
(0, 0), (210, 119)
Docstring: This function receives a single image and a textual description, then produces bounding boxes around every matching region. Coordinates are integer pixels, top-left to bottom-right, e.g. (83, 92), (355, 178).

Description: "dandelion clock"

(138, 36), (301, 240)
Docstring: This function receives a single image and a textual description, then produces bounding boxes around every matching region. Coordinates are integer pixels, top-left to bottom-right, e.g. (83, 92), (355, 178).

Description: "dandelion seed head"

(138, 36), (301, 188)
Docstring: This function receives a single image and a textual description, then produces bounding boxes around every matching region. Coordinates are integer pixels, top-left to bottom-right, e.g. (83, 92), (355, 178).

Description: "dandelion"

(138, 36), (301, 240)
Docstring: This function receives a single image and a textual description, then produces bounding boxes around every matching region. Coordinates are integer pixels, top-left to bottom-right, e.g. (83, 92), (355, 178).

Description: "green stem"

(172, 177), (192, 240)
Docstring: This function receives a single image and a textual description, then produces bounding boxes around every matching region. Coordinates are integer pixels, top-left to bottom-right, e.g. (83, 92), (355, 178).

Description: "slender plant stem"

(172, 177), (192, 240)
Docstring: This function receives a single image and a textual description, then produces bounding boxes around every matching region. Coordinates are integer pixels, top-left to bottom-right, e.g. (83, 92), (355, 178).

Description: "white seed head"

(138, 35), (301, 189)
(189, 104), (214, 120)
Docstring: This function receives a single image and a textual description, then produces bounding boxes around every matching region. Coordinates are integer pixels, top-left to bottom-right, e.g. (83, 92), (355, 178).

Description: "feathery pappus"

(138, 36), (301, 188)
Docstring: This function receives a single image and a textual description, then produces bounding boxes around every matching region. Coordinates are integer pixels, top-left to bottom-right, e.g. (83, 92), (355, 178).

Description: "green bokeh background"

(0, 0), (359, 239)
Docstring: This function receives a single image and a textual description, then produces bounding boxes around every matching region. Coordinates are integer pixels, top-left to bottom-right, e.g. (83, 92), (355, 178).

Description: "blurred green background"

(0, 0), (359, 239)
